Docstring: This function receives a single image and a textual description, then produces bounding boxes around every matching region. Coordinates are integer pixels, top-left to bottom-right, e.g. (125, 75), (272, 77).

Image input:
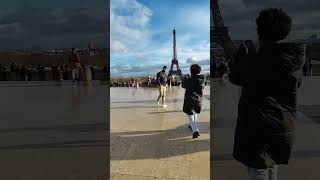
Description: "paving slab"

(111, 86), (210, 180)
(0, 82), (108, 180)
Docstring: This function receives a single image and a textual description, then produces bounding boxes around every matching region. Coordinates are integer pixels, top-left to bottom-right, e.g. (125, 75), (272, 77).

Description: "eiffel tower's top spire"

(169, 27), (182, 78)
(172, 27), (177, 60)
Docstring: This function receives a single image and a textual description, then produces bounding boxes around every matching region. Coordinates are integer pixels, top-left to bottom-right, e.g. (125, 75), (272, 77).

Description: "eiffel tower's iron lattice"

(211, 0), (236, 59)
(168, 28), (182, 78)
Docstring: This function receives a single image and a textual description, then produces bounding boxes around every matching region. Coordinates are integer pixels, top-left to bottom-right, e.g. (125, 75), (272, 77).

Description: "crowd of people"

(0, 62), (104, 81)
(111, 78), (143, 87)
(111, 73), (209, 87)
(0, 47), (109, 82)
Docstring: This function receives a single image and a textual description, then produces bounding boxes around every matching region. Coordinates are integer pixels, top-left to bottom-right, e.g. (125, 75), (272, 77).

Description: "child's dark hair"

(190, 64), (201, 75)
(256, 8), (292, 43)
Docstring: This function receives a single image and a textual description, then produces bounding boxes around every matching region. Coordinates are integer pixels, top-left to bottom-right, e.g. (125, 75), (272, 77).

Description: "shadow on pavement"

(0, 139), (108, 150)
(111, 122), (209, 160)
(0, 122), (107, 133)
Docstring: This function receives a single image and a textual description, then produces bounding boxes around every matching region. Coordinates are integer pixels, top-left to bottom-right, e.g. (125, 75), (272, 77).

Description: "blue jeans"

(247, 165), (278, 180)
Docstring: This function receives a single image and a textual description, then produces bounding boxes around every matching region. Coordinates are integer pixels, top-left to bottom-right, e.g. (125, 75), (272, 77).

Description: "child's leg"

(187, 114), (196, 133)
(193, 113), (199, 132)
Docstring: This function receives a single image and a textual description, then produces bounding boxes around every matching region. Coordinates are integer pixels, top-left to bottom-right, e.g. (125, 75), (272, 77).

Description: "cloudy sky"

(0, 0), (109, 50)
(219, 0), (320, 41)
(110, 0), (210, 77)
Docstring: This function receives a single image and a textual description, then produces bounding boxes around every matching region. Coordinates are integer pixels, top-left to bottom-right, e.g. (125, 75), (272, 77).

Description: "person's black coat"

(182, 74), (205, 115)
(211, 60), (217, 78)
(229, 42), (305, 169)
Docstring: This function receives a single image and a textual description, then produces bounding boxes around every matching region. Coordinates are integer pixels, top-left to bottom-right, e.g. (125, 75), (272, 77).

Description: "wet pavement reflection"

(0, 81), (108, 180)
(110, 86), (210, 180)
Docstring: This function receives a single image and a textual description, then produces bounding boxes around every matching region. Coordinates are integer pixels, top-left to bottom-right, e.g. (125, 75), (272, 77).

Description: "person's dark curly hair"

(190, 64), (201, 75)
(256, 8), (292, 43)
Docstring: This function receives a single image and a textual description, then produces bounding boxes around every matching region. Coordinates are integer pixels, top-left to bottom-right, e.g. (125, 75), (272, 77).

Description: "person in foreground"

(182, 64), (205, 138)
(157, 66), (168, 106)
(229, 8), (306, 180)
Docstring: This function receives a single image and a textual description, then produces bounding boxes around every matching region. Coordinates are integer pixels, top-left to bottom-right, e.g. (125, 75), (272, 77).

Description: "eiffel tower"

(211, 0), (236, 60)
(168, 28), (182, 78)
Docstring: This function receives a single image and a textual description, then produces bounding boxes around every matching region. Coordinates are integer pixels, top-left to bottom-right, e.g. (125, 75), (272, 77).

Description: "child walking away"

(182, 64), (205, 138)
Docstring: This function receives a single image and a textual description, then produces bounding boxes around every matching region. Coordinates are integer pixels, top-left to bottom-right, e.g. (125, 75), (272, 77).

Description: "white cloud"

(110, 1), (210, 77)
(110, 0), (153, 53)
(186, 56), (199, 63)
(110, 38), (127, 53)
(186, 57), (210, 66)
(0, 22), (24, 38)
(111, 63), (162, 77)
(181, 48), (193, 53)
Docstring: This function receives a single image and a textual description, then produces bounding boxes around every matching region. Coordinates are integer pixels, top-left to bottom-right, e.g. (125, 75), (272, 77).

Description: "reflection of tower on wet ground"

(142, 87), (155, 97)
(131, 87), (138, 97)
(168, 86), (178, 97)
(70, 82), (103, 114)
(84, 81), (93, 96)
(168, 86), (180, 109)
(147, 88), (152, 96)
(72, 85), (81, 110)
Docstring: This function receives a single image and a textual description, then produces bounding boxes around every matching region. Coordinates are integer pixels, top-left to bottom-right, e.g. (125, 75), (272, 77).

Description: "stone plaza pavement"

(110, 86), (210, 180)
(0, 81), (108, 180)
(211, 77), (320, 180)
